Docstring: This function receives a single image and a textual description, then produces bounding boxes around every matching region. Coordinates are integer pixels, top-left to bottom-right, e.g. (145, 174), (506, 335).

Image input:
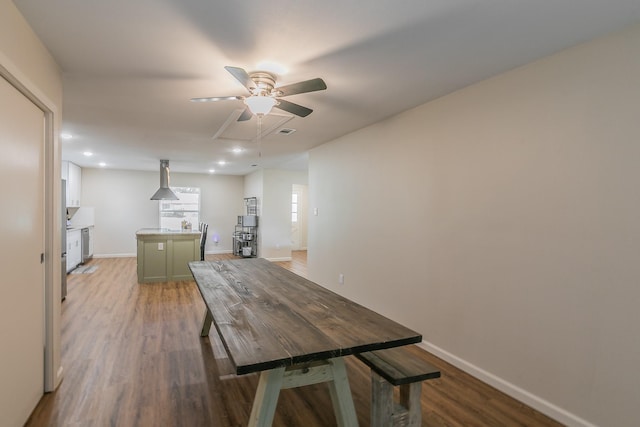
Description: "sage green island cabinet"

(136, 228), (201, 283)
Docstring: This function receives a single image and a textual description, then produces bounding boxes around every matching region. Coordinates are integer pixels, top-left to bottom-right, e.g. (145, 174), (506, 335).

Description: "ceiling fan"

(191, 66), (327, 121)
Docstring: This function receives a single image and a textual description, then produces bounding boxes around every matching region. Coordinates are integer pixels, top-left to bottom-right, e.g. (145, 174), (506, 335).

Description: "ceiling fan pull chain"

(257, 115), (262, 160)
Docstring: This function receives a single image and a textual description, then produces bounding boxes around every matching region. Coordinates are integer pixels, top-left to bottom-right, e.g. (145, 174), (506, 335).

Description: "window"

(291, 193), (298, 223)
(159, 187), (200, 230)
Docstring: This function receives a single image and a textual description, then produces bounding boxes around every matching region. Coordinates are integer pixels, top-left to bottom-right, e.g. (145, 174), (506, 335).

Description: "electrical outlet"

(157, 242), (164, 250)
(338, 273), (344, 285)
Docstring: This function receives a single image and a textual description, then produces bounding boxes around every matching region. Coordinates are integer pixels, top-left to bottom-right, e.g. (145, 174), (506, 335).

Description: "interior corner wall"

(244, 169), (264, 210)
(81, 169), (244, 256)
(244, 169), (308, 260)
(308, 23), (640, 427)
(262, 169), (308, 261)
(244, 169), (264, 255)
(0, 3), (62, 105)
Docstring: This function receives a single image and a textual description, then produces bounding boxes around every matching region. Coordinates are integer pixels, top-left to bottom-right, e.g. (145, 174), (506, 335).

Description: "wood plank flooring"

(25, 252), (563, 426)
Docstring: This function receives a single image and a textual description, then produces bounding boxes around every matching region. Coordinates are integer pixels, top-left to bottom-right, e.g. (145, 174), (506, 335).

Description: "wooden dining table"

(188, 258), (422, 427)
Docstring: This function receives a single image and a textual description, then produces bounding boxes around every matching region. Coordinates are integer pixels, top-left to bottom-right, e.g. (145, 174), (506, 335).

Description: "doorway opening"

(291, 184), (308, 251)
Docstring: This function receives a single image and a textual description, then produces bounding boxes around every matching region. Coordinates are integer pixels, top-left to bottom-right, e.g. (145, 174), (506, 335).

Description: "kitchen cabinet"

(67, 229), (82, 272)
(135, 229), (200, 283)
(62, 161), (82, 207)
(67, 162), (82, 207)
(61, 161), (68, 180)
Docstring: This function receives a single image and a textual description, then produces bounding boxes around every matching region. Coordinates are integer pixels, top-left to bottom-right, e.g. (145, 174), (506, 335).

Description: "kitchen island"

(136, 228), (201, 283)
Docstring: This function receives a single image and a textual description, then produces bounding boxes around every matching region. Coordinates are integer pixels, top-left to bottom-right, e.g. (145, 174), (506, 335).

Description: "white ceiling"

(14, 0), (640, 175)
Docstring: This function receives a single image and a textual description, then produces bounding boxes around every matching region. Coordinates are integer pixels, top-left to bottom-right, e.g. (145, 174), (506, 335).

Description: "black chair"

(200, 223), (208, 261)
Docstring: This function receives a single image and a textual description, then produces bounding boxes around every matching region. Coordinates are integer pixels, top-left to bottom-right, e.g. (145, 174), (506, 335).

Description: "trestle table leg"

(327, 358), (359, 427)
(248, 367), (286, 427)
(200, 307), (213, 337)
(246, 358), (359, 427)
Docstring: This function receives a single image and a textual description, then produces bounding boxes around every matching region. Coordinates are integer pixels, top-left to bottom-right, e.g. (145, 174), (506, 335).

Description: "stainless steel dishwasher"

(81, 227), (92, 263)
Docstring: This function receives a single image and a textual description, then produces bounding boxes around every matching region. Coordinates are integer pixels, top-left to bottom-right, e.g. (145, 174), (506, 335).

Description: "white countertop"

(66, 225), (93, 232)
(135, 228), (201, 237)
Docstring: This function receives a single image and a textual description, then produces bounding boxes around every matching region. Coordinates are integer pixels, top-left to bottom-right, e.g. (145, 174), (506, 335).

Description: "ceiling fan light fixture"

(256, 61), (288, 75)
(244, 96), (276, 116)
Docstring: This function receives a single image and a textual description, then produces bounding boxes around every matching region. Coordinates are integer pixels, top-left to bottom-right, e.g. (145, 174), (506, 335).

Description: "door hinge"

(40, 252), (45, 264)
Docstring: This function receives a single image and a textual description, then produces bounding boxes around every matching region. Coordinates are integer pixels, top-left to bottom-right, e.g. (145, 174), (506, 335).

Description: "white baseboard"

(93, 253), (135, 258)
(55, 366), (64, 389)
(94, 250), (235, 258)
(418, 341), (596, 427)
(265, 257), (292, 262)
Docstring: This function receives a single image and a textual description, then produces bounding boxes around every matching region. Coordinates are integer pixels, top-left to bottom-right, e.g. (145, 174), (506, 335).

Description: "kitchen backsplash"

(68, 206), (95, 227)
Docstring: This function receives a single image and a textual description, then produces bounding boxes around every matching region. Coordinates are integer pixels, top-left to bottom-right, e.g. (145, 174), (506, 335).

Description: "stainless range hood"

(150, 160), (179, 200)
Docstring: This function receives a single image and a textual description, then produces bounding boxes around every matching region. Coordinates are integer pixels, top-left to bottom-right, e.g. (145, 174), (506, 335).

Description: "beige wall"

(81, 169), (244, 256)
(0, 2), (62, 105)
(0, 0), (64, 397)
(244, 169), (264, 256)
(309, 23), (640, 427)
(82, 166), (308, 260)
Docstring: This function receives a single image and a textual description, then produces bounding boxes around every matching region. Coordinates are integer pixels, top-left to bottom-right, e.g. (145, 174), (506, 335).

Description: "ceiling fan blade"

(190, 95), (242, 102)
(225, 66), (255, 93)
(276, 78), (327, 97)
(237, 107), (253, 122)
(275, 99), (313, 117)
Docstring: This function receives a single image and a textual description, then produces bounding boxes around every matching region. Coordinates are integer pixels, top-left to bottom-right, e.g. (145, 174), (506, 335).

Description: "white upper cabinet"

(62, 161), (82, 207)
(61, 160), (68, 181)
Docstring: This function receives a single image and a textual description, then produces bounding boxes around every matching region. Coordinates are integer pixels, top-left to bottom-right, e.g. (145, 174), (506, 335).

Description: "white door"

(0, 76), (45, 426)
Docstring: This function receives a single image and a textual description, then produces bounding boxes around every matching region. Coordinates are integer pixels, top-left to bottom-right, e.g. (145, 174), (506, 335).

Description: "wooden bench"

(356, 345), (441, 427)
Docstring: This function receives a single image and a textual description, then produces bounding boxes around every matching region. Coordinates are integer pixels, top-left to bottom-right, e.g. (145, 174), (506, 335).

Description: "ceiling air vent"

(277, 128), (296, 136)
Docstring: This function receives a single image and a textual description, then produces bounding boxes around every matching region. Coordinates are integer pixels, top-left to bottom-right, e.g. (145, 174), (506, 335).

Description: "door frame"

(1, 57), (61, 392)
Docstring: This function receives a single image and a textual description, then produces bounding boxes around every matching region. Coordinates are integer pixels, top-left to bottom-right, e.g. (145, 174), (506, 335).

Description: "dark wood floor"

(25, 252), (563, 426)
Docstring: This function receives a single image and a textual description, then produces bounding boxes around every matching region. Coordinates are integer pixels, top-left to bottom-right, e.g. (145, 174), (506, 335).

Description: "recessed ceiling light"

(83, 151), (93, 157)
(99, 162), (106, 167)
(208, 169), (215, 174)
(218, 160), (226, 166)
(232, 148), (243, 154)
(60, 133), (73, 140)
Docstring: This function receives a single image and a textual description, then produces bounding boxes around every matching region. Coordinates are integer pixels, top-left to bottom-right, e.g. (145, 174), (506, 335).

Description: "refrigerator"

(61, 179), (67, 301)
